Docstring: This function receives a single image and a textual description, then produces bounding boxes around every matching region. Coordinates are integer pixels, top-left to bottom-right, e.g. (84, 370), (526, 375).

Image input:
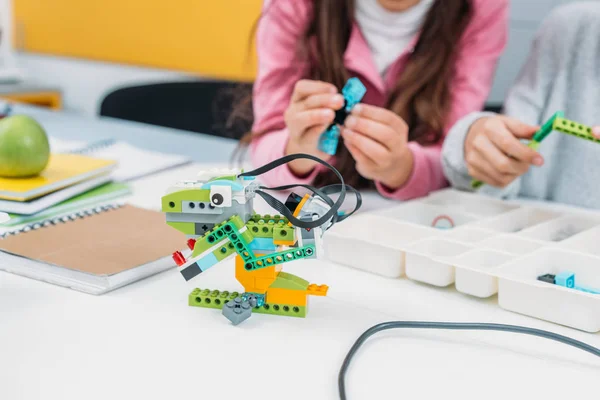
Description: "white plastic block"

(558, 226), (600, 257)
(496, 248), (600, 332)
(444, 227), (498, 244)
(453, 249), (514, 298)
(324, 214), (432, 278)
(479, 234), (545, 256)
(474, 207), (561, 233)
(517, 215), (600, 243)
(424, 189), (519, 217)
(375, 202), (477, 230)
(404, 238), (474, 287)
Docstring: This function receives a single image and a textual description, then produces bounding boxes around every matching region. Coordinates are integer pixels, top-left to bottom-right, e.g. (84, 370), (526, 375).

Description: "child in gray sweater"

(441, 2), (600, 209)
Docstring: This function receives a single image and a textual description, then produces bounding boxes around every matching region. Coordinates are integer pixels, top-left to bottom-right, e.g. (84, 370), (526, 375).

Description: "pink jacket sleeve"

(376, 0), (509, 200)
(249, 0), (320, 187)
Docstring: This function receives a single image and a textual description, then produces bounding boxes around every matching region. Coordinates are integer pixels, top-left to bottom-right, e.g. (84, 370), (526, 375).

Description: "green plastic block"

(192, 216), (248, 257)
(245, 245), (316, 271)
(189, 288), (240, 309)
(213, 242), (236, 261)
(166, 221), (196, 235)
(273, 225), (295, 242)
(257, 303), (306, 318)
(210, 175), (237, 182)
(269, 272), (310, 291)
(532, 111), (564, 143)
(188, 288), (306, 318)
(247, 219), (288, 239)
(161, 189), (210, 212)
(241, 229), (254, 244)
(250, 214), (288, 224)
(528, 140), (541, 150)
(553, 117), (600, 144)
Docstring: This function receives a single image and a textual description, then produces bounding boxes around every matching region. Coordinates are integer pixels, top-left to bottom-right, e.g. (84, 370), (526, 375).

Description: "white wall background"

(0, 0), (586, 117)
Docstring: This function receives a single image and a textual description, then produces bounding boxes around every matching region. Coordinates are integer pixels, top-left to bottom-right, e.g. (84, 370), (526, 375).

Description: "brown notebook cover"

(0, 204), (185, 275)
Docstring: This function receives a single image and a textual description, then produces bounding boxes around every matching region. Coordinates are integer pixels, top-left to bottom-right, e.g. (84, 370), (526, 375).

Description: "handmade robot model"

(161, 163), (355, 325)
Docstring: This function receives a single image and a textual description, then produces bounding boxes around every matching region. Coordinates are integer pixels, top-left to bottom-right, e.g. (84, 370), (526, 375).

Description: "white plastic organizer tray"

(324, 188), (600, 332)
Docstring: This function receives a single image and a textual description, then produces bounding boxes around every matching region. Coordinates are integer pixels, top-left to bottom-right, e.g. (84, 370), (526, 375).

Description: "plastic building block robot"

(318, 77), (367, 155)
(472, 112), (600, 189)
(161, 159), (359, 325)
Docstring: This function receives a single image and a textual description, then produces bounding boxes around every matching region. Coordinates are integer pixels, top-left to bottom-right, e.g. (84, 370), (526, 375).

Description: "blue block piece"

(342, 77), (367, 112)
(248, 237), (278, 252)
(555, 271), (575, 288)
(318, 78), (366, 155)
(242, 292), (265, 307)
(242, 176), (255, 180)
(318, 125), (341, 155)
(575, 285), (600, 295)
(196, 252), (219, 272)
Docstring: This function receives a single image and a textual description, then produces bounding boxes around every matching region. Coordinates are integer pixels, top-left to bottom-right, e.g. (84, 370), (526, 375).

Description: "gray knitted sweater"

(442, 2), (600, 209)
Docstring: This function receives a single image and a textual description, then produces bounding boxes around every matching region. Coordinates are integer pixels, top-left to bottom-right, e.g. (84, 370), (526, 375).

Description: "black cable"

(239, 153), (360, 229)
(339, 321), (600, 400)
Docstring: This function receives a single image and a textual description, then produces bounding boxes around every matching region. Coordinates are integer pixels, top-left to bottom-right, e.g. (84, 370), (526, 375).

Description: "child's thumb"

(503, 117), (540, 139)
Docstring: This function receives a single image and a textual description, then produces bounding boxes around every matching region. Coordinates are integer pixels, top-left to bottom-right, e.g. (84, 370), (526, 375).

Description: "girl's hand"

(284, 80), (345, 175)
(341, 104), (413, 189)
(465, 116), (543, 188)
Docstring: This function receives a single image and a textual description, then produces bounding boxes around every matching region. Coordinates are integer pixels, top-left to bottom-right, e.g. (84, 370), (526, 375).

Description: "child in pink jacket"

(248, 0), (508, 200)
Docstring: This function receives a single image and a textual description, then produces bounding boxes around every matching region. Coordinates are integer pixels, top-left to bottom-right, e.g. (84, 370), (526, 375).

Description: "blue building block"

(179, 252), (220, 281)
(318, 125), (341, 156)
(318, 78), (367, 155)
(248, 237), (278, 252)
(542, 271), (600, 295)
(342, 77), (367, 112)
(555, 271), (576, 288)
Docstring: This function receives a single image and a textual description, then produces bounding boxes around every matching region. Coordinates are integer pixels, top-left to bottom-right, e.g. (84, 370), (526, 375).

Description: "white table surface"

(1, 108), (599, 400)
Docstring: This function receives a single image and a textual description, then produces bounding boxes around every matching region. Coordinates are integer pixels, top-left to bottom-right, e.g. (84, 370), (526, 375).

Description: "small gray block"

(222, 297), (252, 325)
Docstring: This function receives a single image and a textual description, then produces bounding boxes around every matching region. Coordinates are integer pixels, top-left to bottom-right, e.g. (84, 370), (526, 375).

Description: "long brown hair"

(238, 0), (473, 189)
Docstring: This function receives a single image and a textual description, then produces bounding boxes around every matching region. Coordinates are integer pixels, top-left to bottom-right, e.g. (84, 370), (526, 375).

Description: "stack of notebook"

(0, 153), (118, 215)
(0, 204), (186, 294)
(1, 137), (190, 226)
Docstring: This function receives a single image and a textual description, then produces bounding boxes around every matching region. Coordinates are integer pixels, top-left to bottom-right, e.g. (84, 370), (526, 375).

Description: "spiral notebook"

(0, 204), (186, 294)
(49, 137), (190, 182)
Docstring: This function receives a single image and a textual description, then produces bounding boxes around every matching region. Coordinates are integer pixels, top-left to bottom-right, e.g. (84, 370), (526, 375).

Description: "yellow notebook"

(0, 153), (117, 201)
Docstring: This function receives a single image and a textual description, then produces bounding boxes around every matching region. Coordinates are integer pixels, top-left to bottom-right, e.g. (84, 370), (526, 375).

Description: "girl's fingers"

(351, 104), (407, 133)
(345, 142), (376, 177)
(303, 124), (331, 141)
(473, 135), (527, 175)
(291, 80), (338, 102)
(342, 128), (388, 166)
(344, 116), (397, 151)
(298, 93), (345, 112)
(488, 125), (542, 166)
(467, 147), (517, 187)
(467, 163), (505, 188)
(592, 126), (600, 139)
(294, 109), (335, 131)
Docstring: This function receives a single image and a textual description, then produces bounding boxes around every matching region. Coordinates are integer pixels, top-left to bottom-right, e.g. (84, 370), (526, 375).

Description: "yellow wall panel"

(13, 0), (261, 81)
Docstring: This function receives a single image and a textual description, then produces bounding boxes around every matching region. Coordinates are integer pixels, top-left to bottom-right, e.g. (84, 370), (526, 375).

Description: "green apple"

(0, 115), (50, 178)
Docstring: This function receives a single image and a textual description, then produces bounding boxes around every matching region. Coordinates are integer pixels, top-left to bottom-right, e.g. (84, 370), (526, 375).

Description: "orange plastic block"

(288, 194), (311, 227)
(255, 277), (276, 291)
(235, 254), (279, 293)
(266, 287), (307, 306)
(273, 239), (296, 246)
(307, 284), (328, 296)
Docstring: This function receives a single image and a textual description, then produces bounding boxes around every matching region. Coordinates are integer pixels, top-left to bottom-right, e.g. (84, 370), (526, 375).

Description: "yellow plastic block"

(273, 239), (296, 246)
(306, 284), (329, 296)
(254, 277), (276, 292)
(266, 287), (307, 307)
